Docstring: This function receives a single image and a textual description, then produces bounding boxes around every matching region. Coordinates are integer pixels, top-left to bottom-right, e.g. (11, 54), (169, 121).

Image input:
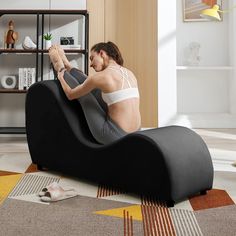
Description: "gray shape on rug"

(0, 196), (143, 236)
(195, 205), (236, 236)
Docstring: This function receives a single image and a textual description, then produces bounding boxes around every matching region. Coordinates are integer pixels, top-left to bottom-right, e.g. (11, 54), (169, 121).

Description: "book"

(18, 68), (24, 90)
(18, 67), (36, 90)
(27, 68), (36, 89)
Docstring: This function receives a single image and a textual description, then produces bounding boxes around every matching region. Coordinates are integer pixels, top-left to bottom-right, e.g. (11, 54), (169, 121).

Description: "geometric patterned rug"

(1, 155), (236, 235)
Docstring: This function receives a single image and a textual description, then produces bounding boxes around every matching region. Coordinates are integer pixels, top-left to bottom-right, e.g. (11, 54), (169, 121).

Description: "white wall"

(176, 0), (236, 128)
(176, 1), (229, 67)
(158, 1), (177, 127)
(50, 0), (86, 10)
(0, 0), (49, 9)
(0, 0), (86, 10)
(159, 0), (236, 128)
(230, 0), (236, 114)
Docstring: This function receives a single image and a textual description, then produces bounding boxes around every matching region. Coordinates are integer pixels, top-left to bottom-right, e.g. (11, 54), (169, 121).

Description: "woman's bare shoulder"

(88, 70), (112, 89)
(90, 70), (110, 80)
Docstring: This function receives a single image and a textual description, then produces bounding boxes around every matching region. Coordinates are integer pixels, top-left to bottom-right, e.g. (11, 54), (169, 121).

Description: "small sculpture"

(5, 20), (18, 49)
(185, 42), (201, 66)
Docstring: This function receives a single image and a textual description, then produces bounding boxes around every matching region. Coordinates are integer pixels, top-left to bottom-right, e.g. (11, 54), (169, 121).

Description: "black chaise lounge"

(26, 80), (214, 207)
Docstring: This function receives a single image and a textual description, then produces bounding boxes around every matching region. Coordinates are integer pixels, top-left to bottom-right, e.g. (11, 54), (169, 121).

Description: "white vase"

(45, 40), (52, 49)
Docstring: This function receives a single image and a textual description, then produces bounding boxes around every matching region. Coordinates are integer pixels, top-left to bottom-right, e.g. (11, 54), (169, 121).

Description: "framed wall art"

(183, 0), (222, 22)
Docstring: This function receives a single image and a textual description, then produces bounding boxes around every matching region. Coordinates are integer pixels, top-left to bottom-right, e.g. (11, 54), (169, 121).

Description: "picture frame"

(183, 0), (222, 22)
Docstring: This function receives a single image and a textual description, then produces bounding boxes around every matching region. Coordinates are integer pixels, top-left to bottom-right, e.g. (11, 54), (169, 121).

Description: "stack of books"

(18, 68), (36, 90)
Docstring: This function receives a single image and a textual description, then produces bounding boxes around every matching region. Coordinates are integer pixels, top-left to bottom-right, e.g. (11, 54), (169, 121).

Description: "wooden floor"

(193, 128), (236, 171)
(194, 129), (236, 152)
(0, 137), (29, 153)
(0, 128), (236, 171)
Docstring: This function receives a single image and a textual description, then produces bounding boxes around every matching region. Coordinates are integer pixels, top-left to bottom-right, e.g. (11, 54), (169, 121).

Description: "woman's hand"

(57, 68), (66, 82)
(57, 69), (98, 100)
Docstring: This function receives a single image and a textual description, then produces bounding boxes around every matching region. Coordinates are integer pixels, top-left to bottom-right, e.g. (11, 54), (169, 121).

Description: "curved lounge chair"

(26, 80), (214, 206)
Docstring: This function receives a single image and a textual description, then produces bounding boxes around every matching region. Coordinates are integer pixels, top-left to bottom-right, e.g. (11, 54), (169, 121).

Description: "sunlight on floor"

(194, 129), (236, 141)
(193, 129), (236, 172)
(209, 149), (236, 162)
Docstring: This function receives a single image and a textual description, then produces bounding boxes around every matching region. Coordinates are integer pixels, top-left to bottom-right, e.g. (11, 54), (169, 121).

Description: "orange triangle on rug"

(189, 189), (235, 210)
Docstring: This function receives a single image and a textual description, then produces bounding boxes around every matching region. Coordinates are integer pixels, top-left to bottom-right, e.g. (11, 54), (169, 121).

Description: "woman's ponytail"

(91, 41), (124, 66)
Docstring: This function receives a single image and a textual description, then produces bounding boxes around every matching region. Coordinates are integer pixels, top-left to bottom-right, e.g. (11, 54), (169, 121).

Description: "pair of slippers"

(39, 182), (78, 202)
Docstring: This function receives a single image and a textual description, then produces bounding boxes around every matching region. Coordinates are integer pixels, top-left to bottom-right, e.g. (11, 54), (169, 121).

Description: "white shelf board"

(176, 66), (233, 70)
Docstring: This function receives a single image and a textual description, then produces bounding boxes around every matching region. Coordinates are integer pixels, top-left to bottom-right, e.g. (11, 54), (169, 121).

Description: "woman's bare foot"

(48, 45), (64, 72)
(56, 45), (72, 71)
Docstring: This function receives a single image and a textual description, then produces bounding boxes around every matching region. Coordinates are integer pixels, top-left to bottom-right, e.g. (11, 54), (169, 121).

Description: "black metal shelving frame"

(0, 9), (89, 134)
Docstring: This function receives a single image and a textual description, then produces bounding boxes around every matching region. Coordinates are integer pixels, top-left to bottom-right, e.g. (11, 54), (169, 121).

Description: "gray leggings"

(64, 68), (127, 144)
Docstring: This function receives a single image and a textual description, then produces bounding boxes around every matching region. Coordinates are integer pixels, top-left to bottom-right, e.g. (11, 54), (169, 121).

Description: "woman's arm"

(57, 69), (101, 100)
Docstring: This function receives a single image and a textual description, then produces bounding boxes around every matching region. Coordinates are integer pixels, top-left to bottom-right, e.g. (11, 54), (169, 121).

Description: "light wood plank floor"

(194, 129), (236, 152)
(0, 137), (29, 153)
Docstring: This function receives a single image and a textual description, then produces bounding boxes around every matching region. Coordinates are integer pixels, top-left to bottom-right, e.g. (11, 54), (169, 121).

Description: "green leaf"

(43, 33), (52, 40)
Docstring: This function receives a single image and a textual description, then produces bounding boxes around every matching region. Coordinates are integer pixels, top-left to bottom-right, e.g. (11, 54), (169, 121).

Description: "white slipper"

(40, 188), (78, 202)
(38, 182), (60, 197)
(38, 182), (76, 197)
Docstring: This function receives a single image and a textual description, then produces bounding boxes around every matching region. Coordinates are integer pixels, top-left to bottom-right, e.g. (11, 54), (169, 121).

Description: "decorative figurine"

(185, 42), (201, 66)
(5, 20), (18, 49)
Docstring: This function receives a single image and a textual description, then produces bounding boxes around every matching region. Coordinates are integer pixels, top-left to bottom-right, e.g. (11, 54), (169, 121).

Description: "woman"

(49, 42), (141, 144)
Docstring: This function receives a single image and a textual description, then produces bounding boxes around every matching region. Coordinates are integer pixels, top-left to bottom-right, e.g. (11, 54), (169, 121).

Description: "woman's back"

(98, 65), (141, 132)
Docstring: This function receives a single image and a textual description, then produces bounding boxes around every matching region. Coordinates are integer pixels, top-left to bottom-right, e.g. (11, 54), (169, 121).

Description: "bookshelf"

(0, 9), (89, 133)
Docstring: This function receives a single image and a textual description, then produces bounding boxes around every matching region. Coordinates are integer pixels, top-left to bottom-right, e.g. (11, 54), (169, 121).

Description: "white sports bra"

(102, 66), (139, 106)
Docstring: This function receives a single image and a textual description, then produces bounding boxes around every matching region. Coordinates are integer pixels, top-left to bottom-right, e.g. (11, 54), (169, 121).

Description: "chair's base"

(37, 165), (48, 171)
(37, 165), (43, 171)
(167, 190), (209, 207)
(167, 200), (175, 208)
(200, 190), (207, 195)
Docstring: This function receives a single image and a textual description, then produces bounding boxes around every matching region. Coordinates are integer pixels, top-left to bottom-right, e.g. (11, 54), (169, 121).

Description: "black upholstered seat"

(26, 80), (214, 206)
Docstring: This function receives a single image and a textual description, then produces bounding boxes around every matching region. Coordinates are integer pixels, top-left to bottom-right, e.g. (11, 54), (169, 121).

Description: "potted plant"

(43, 33), (52, 49)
